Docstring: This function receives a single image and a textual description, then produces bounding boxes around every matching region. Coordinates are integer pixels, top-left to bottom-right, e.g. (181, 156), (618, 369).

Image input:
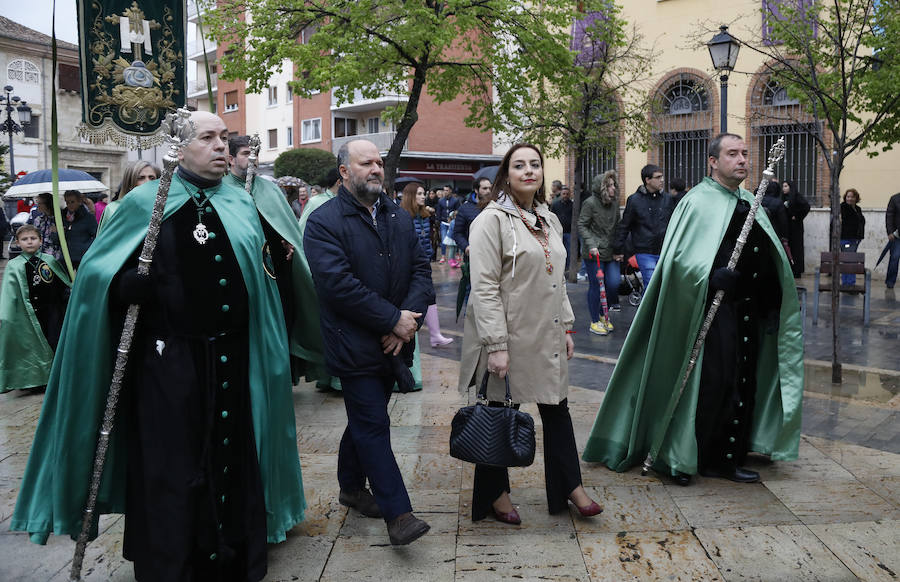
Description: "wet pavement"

(0, 261), (897, 580)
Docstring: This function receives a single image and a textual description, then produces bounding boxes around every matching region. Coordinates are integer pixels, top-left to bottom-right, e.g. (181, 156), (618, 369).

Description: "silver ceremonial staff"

(244, 134), (261, 194)
(69, 109), (196, 581)
(640, 136), (786, 477)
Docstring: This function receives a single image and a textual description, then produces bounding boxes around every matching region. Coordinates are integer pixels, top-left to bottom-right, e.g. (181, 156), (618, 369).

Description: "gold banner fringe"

(76, 120), (167, 149)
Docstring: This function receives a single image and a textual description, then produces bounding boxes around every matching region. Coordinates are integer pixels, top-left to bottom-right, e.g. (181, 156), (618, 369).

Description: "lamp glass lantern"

(708, 25), (740, 73)
(16, 101), (31, 126)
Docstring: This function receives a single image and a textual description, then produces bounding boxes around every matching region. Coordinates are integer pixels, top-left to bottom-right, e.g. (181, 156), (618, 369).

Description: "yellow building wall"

(549, 0), (899, 210)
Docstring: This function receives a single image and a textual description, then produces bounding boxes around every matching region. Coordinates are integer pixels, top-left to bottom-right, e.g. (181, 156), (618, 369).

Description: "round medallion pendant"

(193, 223), (209, 245)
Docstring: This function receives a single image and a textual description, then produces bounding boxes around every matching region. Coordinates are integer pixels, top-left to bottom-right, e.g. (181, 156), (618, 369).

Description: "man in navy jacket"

(303, 139), (435, 545)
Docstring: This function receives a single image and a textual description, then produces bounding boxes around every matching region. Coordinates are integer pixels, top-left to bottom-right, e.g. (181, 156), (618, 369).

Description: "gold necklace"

(513, 200), (553, 274)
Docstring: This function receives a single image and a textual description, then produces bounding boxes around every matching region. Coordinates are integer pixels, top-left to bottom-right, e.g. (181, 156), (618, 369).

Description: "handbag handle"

(478, 370), (513, 406)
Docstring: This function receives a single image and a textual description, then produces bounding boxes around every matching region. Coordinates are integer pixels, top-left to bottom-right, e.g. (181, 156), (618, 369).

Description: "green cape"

(96, 199), (121, 232)
(295, 189), (423, 391)
(582, 177), (804, 475)
(0, 253), (71, 392)
(224, 173), (327, 383)
(11, 177), (305, 544)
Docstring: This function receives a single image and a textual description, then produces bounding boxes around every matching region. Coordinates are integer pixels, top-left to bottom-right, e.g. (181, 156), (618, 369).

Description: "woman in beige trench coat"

(457, 144), (603, 525)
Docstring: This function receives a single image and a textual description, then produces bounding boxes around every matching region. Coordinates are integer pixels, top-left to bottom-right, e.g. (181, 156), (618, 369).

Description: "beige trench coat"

(457, 198), (575, 404)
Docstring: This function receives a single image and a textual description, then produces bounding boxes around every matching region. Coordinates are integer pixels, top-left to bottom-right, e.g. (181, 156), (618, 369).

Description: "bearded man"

(303, 139), (434, 545)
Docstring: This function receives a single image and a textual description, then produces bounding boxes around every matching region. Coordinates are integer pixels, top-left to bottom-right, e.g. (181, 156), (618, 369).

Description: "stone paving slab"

(808, 520), (900, 582)
(455, 532), (590, 581)
(574, 484), (689, 534)
(319, 534), (457, 582)
(765, 478), (900, 525)
(579, 530), (723, 581)
(694, 524), (859, 582)
(668, 478), (801, 529)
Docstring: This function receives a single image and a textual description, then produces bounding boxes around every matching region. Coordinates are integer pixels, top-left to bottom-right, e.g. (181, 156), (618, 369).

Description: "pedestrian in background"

(401, 181), (453, 348)
(613, 164), (675, 291)
(670, 177), (688, 205)
(840, 188), (865, 286)
(885, 191), (900, 289)
(61, 190), (96, 269)
(436, 185), (460, 264)
(550, 184), (573, 274)
(26, 193), (61, 260)
(781, 179), (810, 278)
(454, 177), (491, 258)
(100, 160), (160, 229)
(578, 170), (622, 336)
(458, 143), (602, 526)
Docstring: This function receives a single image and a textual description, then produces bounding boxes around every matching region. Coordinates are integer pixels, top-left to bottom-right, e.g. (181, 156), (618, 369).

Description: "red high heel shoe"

(492, 506), (521, 525)
(573, 500), (603, 517)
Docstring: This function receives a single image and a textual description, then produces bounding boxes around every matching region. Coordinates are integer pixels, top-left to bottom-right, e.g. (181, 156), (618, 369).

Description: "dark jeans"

(337, 375), (412, 522)
(887, 238), (900, 288)
(583, 258), (620, 322)
(840, 239), (860, 286)
(562, 233), (571, 273)
(634, 253), (659, 292)
(472, 399), (581, 519)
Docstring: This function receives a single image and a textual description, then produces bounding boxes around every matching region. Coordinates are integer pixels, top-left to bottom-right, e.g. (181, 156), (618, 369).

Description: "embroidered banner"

(76, 0), (185, 148)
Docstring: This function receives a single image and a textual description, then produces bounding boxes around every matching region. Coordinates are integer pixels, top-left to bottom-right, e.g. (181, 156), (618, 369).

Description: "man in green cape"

(0, 225), (71, 392)
(12, 112), (305, 581)
(582, 133), (803, 485)
(224, 135), (327, 384)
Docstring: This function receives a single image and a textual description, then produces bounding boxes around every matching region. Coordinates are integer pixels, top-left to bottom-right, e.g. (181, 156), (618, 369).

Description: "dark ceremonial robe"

(583, 177), (804, 475)
(0, 252), (70, 392)
(11, 172), (305, 582)
(223, 172), (326, 383)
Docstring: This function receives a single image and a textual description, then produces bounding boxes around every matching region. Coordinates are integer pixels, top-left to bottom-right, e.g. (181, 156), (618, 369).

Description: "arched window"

(762, 79), (800, 107)
(651, 72), (715, 189)
(749, 73), (824, 205)
(661, 78), (709, 115)
(7, 59), (40, 85)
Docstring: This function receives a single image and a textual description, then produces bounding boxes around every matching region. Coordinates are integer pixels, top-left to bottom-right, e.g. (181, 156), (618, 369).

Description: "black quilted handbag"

(449, 371), (536, 467)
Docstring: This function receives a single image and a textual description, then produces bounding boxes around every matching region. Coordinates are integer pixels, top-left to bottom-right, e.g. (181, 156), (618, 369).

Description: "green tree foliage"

(496, 3), (655, 280)
(733, 0), (900, 382)
(0, 144), (11, 195)
(273, 148), (337, 185)
(206, 0), (607, 191)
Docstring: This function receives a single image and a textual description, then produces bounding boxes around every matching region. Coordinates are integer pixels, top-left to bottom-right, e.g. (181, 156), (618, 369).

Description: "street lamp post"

(707, 25), (741, 133)
(1, 85), (33, 176)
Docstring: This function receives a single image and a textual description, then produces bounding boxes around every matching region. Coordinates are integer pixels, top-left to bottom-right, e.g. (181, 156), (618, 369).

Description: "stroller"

(620, 255), (643, 306)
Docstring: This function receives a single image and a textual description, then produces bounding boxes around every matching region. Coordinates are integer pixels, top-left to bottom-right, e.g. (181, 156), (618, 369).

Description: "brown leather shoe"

(339, 488), (382, 518)
(387, 512), (430, 545)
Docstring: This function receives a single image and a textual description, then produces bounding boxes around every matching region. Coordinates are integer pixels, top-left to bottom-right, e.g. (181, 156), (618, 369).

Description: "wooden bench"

(812, 252), (871, 326)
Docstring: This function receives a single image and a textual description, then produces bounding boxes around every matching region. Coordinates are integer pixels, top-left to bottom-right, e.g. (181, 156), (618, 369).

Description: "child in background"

(0, 225), (71, 392)
(444, 211), (460, 268)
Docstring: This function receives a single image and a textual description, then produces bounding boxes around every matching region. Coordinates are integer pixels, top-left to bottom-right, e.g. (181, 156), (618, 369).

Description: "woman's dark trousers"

(471, 398), (581, 519)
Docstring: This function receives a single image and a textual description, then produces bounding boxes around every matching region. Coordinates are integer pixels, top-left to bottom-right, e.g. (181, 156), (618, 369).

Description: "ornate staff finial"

(161, 108), (195, 164)
(762, 136), (786, 180)
(249, 133), (261, 164)
(244, 133), (262, 195)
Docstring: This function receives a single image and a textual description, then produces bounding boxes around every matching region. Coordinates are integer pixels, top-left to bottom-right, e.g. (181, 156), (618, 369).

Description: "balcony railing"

(187, 39), (217, 59)
(331, 88), (408, 113)
(332, 132), (407, 155)
(188, 73), (218, 97)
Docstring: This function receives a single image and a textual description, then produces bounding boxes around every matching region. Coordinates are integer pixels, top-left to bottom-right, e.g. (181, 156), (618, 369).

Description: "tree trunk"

(568, 146), (584, 283)
(383, 67), (427, 193)
(829, 155), (843, 383)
